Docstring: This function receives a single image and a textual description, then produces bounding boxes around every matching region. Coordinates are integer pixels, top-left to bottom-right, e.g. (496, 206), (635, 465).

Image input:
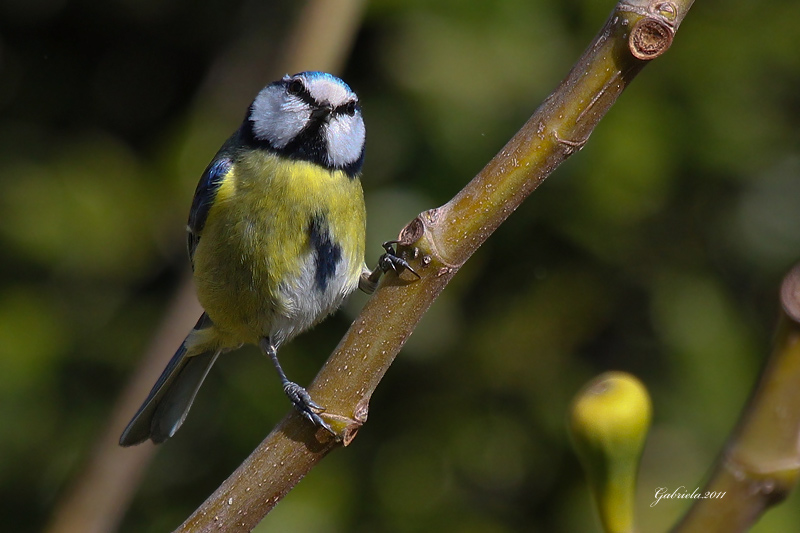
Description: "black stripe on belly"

(308, 215), (342, 292)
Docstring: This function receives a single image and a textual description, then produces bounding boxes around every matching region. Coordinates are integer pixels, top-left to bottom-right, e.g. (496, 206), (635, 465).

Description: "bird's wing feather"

(187, 156), (234, 265)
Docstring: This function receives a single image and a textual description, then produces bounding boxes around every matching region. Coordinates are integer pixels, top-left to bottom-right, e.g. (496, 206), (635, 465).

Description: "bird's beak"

(311, 105), (332, 122)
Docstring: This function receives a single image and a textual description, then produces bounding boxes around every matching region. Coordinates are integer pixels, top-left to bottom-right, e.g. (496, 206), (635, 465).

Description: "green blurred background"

(2, 0), (800, 531)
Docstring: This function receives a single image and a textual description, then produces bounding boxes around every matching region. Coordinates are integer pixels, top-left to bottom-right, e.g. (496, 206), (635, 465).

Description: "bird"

(120, 71), (390, 446)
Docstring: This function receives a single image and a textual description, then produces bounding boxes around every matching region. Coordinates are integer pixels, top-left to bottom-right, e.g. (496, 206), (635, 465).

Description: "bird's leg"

(359, 240), (421, 294)
(259, 337), (334, 434)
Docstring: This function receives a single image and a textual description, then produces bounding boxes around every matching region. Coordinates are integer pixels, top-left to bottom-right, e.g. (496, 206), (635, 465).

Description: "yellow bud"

(569, 372), (652, 533)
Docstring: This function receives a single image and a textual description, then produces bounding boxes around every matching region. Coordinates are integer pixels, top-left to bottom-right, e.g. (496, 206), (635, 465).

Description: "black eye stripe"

(283, 79), (359, 118)
(284, 79), (317, 106)
(333, 101), (359, 117)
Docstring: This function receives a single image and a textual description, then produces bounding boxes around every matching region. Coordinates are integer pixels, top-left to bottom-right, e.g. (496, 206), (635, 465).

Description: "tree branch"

(177, 1), (696, 531)
(672, 263), (800, 532)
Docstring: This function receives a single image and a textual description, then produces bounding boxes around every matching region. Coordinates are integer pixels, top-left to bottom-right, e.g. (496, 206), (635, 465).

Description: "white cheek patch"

(325, 114), (365, 168)
(251, 87), (309, 149)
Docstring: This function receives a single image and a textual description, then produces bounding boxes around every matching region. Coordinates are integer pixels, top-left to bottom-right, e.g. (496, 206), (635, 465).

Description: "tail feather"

(119, 314), (219, 446)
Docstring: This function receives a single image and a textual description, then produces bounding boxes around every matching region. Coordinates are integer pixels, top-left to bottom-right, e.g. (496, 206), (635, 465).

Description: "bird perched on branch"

(120, 72), (401, 446)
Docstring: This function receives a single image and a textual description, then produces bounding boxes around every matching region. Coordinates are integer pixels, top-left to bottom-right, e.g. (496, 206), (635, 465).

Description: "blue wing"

(187, 156), (233, 265)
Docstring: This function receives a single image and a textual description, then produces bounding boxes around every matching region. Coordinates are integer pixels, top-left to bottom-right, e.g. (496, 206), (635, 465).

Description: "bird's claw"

(359, 240), (421, 294)
(380, 240), (420, 278)
(283, 381), (334, 434)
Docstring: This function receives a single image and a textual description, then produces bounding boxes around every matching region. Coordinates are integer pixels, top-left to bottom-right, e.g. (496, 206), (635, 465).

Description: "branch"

(672, 263), (800, 532)
(177, 1), (696, 531)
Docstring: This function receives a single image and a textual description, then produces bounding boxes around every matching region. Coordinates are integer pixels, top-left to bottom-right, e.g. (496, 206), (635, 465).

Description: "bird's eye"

(344, 101), (357, 116)
(287, 79), (304, 95)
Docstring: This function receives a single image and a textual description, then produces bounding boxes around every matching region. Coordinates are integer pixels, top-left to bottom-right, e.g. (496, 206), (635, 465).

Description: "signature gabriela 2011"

(651, 486), (726, 507)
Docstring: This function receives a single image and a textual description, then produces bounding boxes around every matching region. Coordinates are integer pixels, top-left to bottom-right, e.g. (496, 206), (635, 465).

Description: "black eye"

(344, 101), (357, 116)
(287, 79), (304, 95)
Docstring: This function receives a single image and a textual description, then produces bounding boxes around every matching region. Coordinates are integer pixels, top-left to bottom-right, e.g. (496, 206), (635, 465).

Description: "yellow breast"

(191, 150), (366, 347)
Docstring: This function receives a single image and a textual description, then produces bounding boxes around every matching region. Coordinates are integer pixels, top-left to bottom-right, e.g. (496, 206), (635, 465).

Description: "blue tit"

(120, 72), (375, 446)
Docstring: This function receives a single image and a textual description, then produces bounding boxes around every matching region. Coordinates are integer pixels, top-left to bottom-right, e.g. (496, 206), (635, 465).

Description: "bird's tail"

(119, 314), (219, 446)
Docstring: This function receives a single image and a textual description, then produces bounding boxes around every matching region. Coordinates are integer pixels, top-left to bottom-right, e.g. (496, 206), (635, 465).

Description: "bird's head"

(248, 71), (365, 176)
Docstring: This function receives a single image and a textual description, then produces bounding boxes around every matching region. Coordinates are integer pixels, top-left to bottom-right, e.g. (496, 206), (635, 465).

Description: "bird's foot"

(360, 240), (421, 294)
(283, 381), (334, 434)
(379, 240), (420, 278)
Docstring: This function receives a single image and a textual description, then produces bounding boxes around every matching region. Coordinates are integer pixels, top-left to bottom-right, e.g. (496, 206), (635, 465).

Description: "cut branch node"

(629, 17), (674, 60)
